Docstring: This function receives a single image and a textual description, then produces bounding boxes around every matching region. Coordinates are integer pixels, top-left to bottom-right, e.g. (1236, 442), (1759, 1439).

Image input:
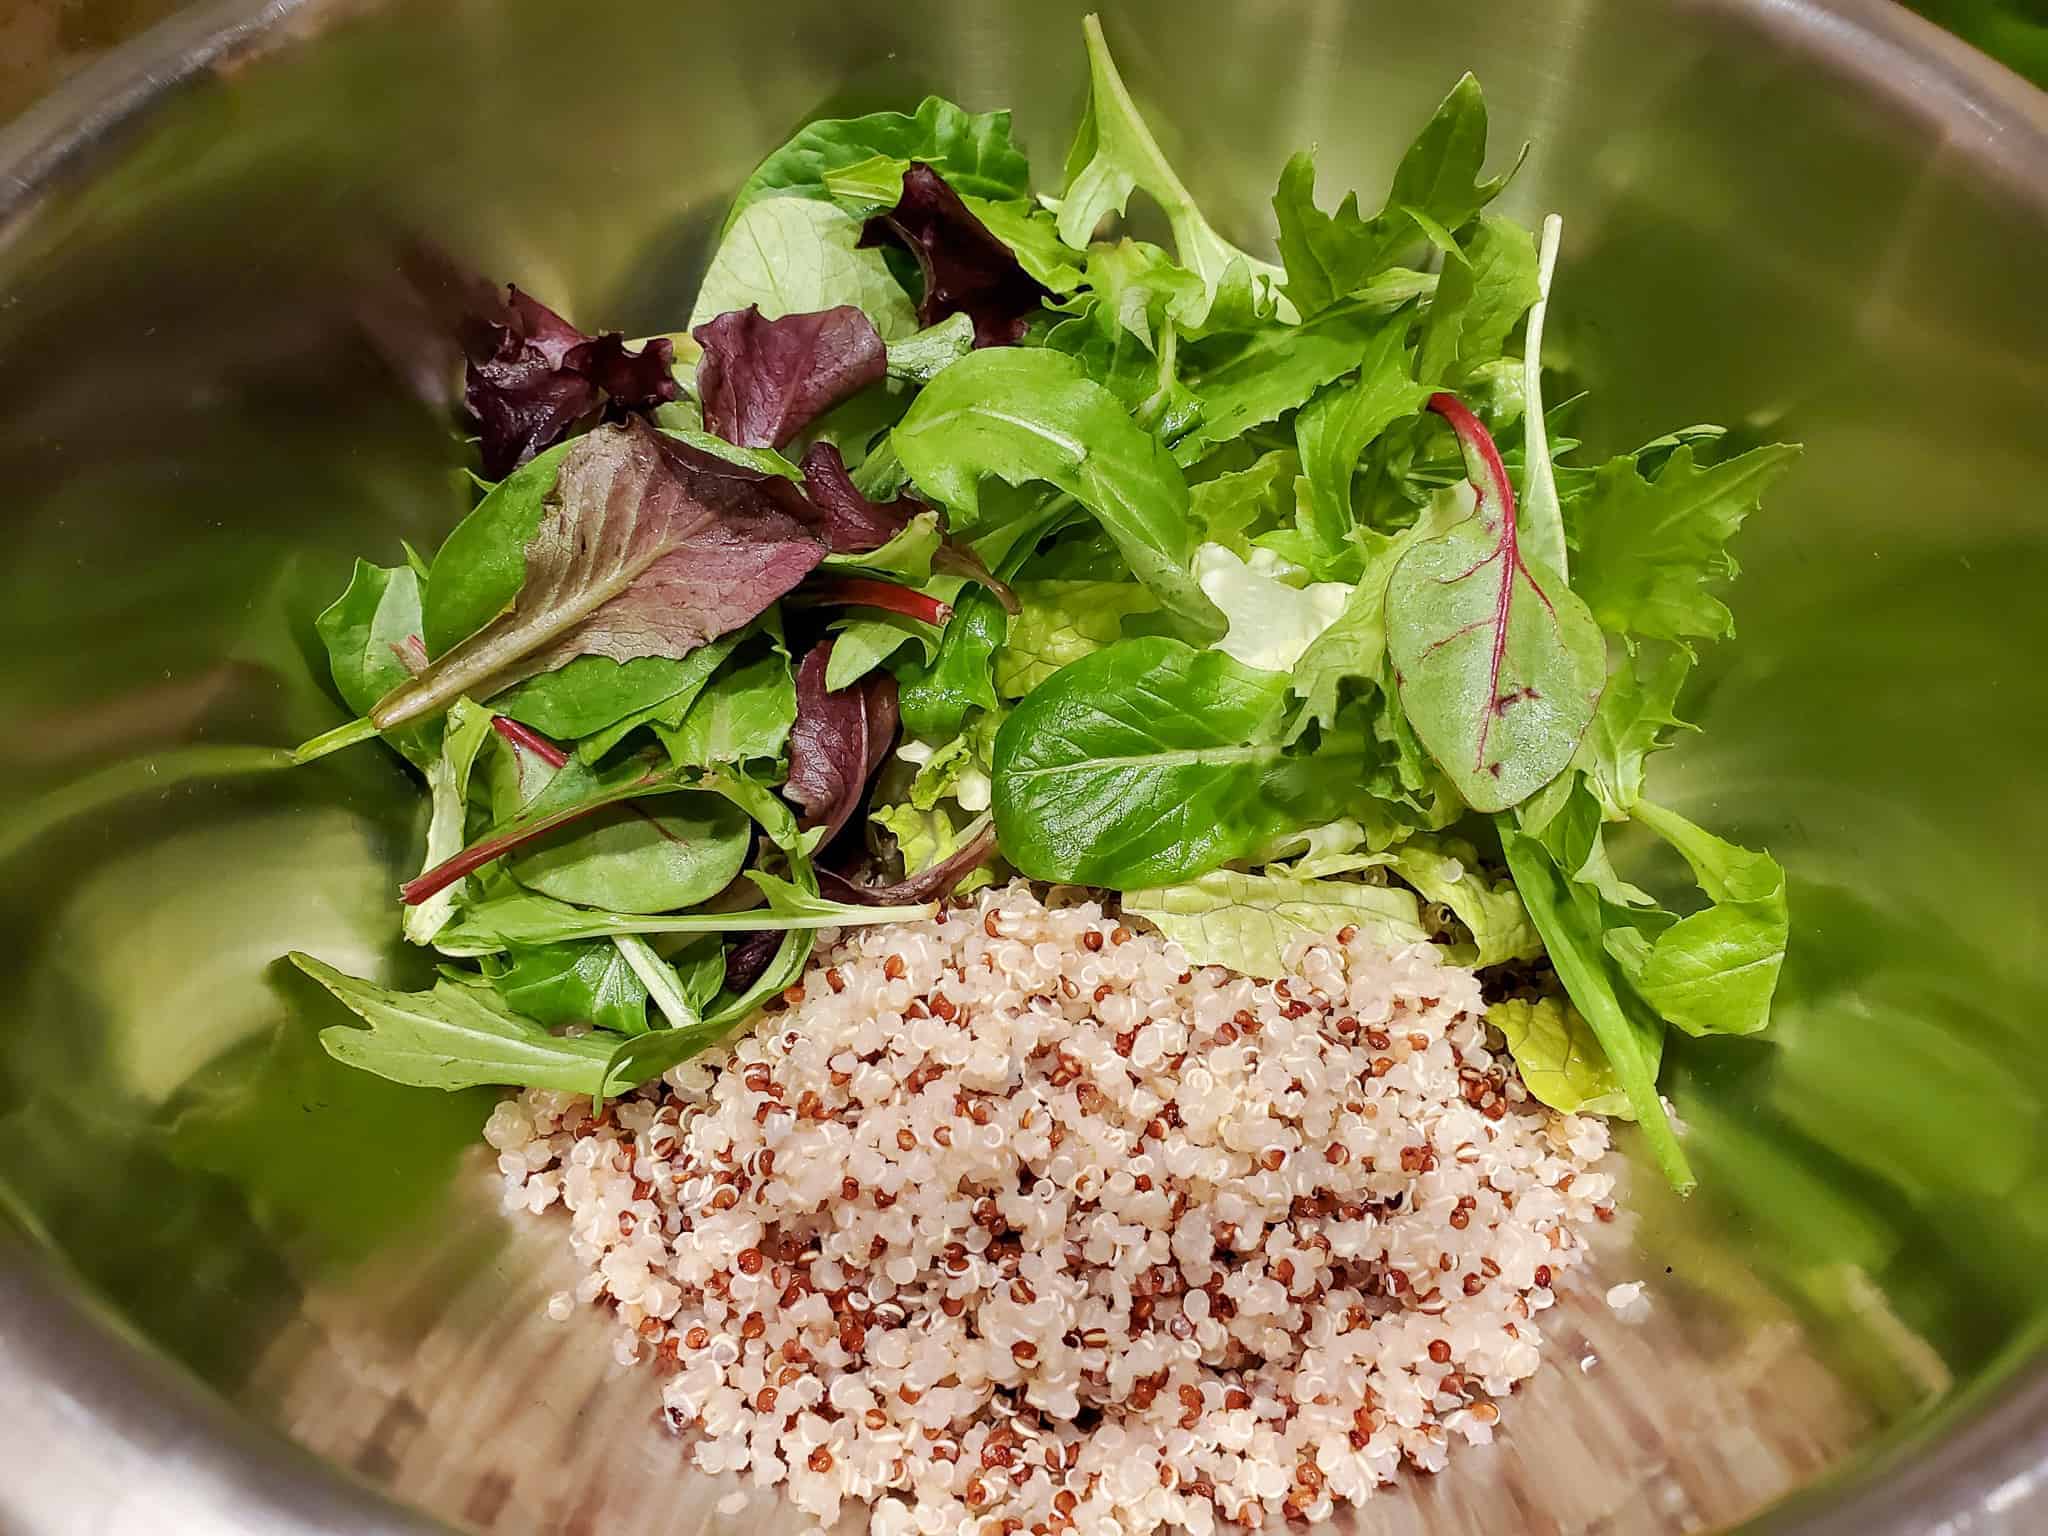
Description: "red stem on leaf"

(798, 578), (954, 628)
(490, 714), (570, 768)
(1427, 392), (1517, 527)
(400, 802), (605, 905)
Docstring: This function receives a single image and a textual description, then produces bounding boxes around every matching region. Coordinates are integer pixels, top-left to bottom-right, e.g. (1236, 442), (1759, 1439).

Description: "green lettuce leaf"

(1387, 835), (1543, 968)
(689, 198), (918, 339)
(1488, 996), (1643, 1119)
(1566, 443), (1802, 643)
(1124, 867), (1426, 979)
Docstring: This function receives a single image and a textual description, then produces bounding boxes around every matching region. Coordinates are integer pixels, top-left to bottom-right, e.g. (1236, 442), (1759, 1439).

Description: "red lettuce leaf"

(783, 641), (899, 846)
(860, 164), (1049, 348)
(373, 419), (823, 730)
(799, 441), (920, 553)
(694, 305), (888, 450)
(462, 286), (679, 479)
(820, 817), (997, 905)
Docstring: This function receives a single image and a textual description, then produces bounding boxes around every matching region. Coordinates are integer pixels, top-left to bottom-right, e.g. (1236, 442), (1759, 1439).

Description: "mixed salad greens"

(287, 16), (1796, 1192)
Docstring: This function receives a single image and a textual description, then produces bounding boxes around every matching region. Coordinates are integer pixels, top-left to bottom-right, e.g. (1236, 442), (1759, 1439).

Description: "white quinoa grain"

(495, 882), (1615, 1536)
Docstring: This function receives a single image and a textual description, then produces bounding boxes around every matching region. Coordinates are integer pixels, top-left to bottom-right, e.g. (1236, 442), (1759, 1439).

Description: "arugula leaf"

(1620, 800), (1788, 1038)
(1497, 825), (1692, 1190)
(690, 198), (919, 340)
(485, 940), (650, 1036)
(898, 584), (1007, 740)
(994, 580), (1159, 696)
(435, 870), (931, 955)
(1415, 214), (1539, 386)
(1293, 324), (1434, 564)
(886, 313), (978, 384)
(1056, 16), (1285, 322)
(373, 421), (823, 732)
(1273, 75), (1521, 316)
(403, 701), (495, 947)
(1385, 834), (1542, 967)
(1565, 443), (1802, 643)
(992, 636), (1363, 887)
(657, 651), (798, 769)
(1173, 284), (1428, 467)
(892, 348), (1222, 635)
(292, 953), (636, 1096)
(1386, 395), (1604, 812)
(511, 790), (751, 915)
(1124, 868), (1426, 979)
(312, 559), (438, 768)
(1487, 996), (1642, 1119)
(725, 97), (1033, 229)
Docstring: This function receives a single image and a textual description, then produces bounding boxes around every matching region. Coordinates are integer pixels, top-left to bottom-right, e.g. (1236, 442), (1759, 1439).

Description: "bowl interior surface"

(0, 1), (2045, 1533)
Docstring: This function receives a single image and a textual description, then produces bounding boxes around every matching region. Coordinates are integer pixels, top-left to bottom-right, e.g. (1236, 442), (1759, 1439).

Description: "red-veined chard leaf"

(371, 419), (825, 731)
(461, 286), (679, 479)
(861, 163), (1050, 348)
(783, 641), (900, 845)
(693, 304), (887, 450)
(1386, 393), (1605, 813)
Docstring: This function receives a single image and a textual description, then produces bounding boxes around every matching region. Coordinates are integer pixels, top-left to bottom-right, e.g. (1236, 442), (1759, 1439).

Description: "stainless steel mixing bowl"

(1, 1), (2044, 1531)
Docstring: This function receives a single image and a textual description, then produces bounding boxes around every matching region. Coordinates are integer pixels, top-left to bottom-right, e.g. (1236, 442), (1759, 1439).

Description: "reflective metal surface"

(0, 1), (2043, 1532)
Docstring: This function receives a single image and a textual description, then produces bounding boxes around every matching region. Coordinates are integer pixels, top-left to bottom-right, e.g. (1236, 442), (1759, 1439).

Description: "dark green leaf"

(486, 941), (650, 1036)
(892, 348), (1222, 635)
(898, 585), (1008, 739)
(511, 790), (752, 915)
(657, 651), (799, 769)
(991, 636), (1363, 887)
(312, 560), (438, 767)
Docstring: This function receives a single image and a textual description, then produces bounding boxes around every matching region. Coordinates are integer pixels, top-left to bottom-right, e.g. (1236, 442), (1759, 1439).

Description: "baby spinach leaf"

(566, 627), (751, 762)
(1293, 324), (1433, 563)
(898, 584), (1007, 740)
(892, 348), (1222, 636)
(657, 651), (799, 770)
(421, 442), (575, 658)
(1565, 443), (1802, 643)
(690, 198), (918, 340)
(404, 701), (495, 947)
(994, 579), (1159, 697)
(1415, 214), (1539, 386)
(861, 164), (1051, 347)
(1273, 75), (1521, 317)
(725, 97), (1033, 231)
(1386, 394), (1605, 812)
(292, 953), (637, 1096)
(313, 559), (438, 768)
(693, 304), (887, 449)
(1497, 825), (1692, 1190)
(510, 790), (751, 914)
(991, 636), (1363, 887)
(1487, 995), (1643, 1119)
(373, 421), (823, 731)
(1620, 800), (1788, 1038)
(484, 940), (649, 1036)
(1124, 867), (1426, 980)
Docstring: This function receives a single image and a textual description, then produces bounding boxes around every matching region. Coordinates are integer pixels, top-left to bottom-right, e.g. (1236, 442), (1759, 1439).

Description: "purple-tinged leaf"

(784, 642), (899, 845)
(373, 419), (824, 731)
(861, 163), (1049, 348)
(461, 286), (679, 479)
(1386, 393), (1605, 813)
(820, 817), (997, 905)
(800, 441), (919, 553)
(721, 929), (785, 993)
(694, 305), (888, 450)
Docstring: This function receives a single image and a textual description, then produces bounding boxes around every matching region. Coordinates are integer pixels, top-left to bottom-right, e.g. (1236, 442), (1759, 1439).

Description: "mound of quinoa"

(487, 881), (1617, 1536)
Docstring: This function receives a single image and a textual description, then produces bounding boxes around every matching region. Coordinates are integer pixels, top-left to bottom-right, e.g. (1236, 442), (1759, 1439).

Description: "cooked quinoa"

(487, 882), (1618, 1536)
